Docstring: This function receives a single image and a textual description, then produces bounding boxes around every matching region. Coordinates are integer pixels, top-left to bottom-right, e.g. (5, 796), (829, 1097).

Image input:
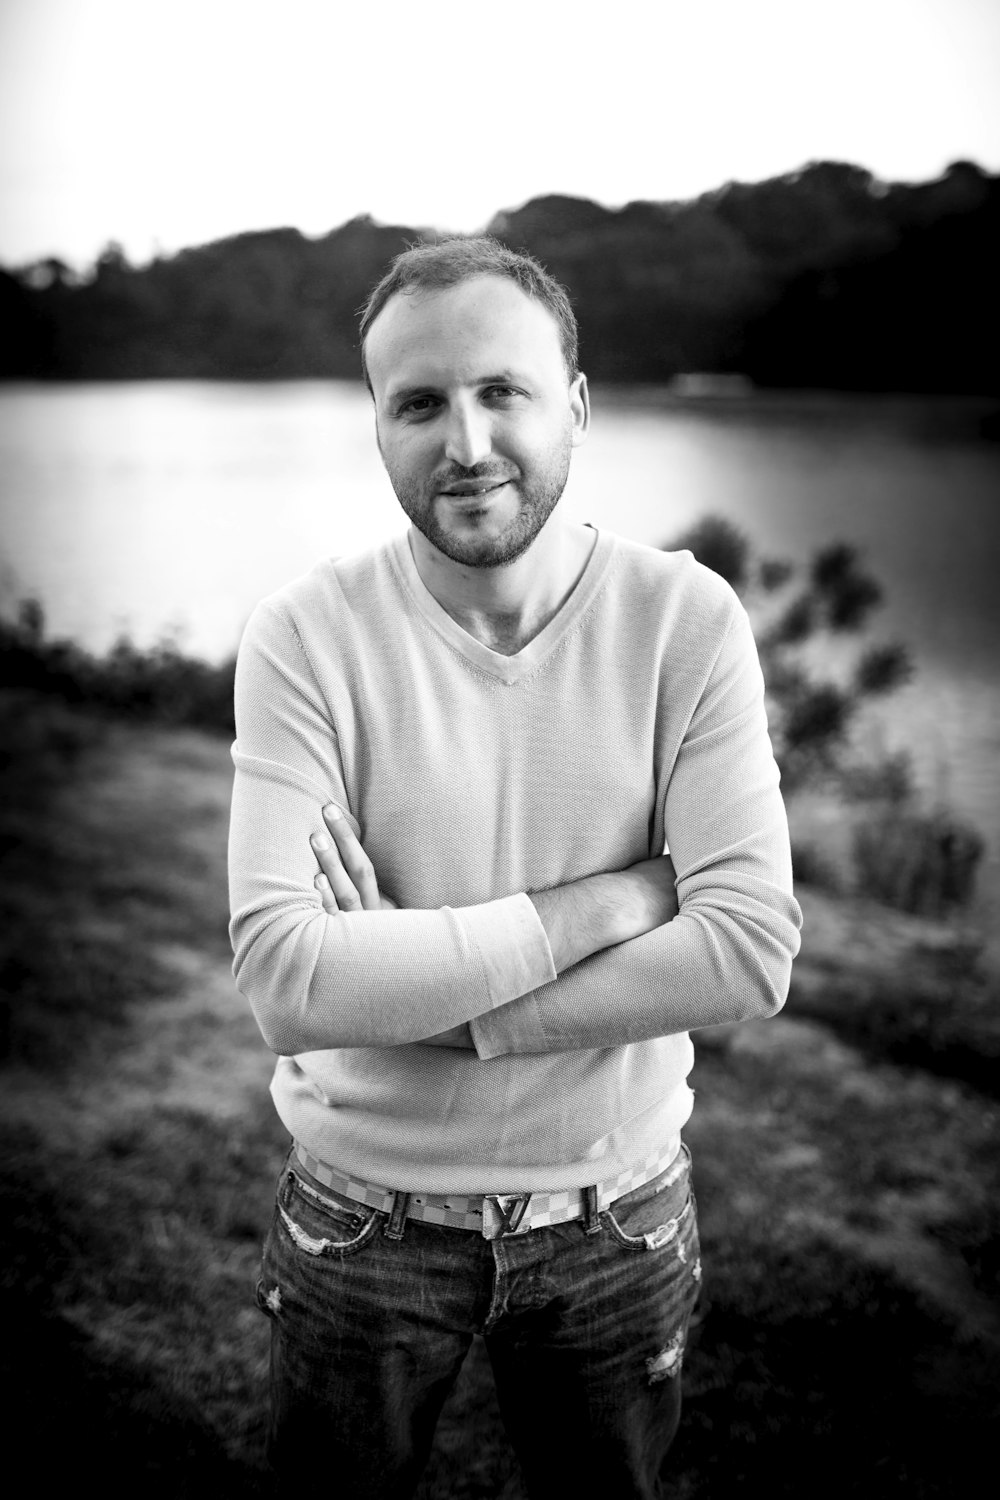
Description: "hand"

(311, 808), (470, 1048)
(311, 804), (397, 913)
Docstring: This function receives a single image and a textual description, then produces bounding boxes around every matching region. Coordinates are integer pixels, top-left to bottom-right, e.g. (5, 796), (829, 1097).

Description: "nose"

(443, 397), (492, 468)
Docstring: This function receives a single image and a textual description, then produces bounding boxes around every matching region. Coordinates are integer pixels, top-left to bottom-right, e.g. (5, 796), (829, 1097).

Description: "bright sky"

(1, 0), (998, 269)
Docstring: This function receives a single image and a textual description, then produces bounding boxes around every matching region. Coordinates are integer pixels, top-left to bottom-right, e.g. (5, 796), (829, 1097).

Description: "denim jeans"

(255, 1143), (701, 1500)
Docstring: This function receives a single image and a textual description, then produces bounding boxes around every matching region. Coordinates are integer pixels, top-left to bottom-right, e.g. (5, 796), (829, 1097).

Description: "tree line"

(1, 159), (997, 392)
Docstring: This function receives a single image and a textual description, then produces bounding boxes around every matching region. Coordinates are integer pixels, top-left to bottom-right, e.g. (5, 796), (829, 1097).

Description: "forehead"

(365, 275), (566, 397)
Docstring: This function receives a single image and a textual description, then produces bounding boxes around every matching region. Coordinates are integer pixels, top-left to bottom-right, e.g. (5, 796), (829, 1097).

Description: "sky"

(1, 0), (998, 269)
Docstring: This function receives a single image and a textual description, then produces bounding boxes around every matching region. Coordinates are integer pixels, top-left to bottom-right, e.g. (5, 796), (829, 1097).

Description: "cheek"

(498, 415), (552, 460)
(381, 433), (428, 477)
(518, 417), (573, 469)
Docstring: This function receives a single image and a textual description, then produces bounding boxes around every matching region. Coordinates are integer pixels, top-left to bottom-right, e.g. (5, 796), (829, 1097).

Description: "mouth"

(437, 478), (511, 500)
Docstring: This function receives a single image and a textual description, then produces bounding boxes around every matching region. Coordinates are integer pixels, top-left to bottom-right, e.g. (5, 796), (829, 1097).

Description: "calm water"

(2, 380), (998, 908)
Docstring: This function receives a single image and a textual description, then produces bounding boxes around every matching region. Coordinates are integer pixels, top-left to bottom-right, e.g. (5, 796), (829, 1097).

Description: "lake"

(1, 380), (998, 912)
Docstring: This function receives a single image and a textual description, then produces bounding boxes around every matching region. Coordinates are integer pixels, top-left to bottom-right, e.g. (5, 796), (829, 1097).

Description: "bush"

(852, 807), (983, 916)
(789, 839), (845, 894)
(0, 600), (236, 736)
(667, 516), (912, 792)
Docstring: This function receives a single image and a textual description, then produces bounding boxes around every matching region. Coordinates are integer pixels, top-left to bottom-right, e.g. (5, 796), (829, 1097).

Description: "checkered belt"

(293, 1137), (684, 1240)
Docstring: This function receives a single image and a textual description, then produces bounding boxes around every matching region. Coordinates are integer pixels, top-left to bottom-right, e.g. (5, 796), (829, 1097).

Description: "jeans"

(255, 1143), (701, 1500)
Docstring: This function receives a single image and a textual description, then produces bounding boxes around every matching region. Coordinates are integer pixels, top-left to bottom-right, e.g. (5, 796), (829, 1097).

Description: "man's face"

(365, 275), (589, 568)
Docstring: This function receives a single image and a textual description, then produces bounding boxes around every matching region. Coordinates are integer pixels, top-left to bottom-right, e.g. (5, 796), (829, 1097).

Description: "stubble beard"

(389, 439), (574, 570)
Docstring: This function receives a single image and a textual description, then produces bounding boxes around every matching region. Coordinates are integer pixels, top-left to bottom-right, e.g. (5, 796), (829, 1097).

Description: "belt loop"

(583, 1184), (602, 1235)
(384, 1190), (410, 1241)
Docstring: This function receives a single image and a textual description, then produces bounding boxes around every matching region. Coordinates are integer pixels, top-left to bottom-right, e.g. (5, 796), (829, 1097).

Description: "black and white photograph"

(1, 2), (998, 1495)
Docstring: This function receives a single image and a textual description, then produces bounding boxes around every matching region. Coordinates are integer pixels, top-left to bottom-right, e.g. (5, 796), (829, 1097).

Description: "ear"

(569, 372), (590, 448)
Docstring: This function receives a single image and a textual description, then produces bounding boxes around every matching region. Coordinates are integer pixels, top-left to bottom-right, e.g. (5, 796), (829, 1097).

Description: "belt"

(293, 1137), (684, 1240)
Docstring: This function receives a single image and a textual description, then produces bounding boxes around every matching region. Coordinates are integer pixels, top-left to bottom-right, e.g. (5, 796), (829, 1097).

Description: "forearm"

(235, 850), (671, 1056)
(420, 860), (678, 1052)
(231, 887), (554, 1054)
(229, 768), (557, 1053)
(233, 604), (655, 1057)
(528, 855), (678, 971)
(472, 614), (805, 1062)
(236, 810), (673, 1055)
(473, 871), (802, 1058)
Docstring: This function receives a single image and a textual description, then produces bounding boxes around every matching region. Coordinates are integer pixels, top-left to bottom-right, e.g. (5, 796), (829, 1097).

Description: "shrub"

(0, 601), (236, 736)
(852, 807), (983, 916)
(667, 516), (911, 791)
(789, 839), (845, 894)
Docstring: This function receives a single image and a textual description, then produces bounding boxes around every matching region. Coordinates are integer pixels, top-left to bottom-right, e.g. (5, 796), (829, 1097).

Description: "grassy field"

(1, 691), (997, 1497)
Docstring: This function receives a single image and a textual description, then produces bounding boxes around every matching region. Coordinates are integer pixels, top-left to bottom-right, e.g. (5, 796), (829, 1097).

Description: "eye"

(397, 395), (440, 419)
(483, 385), (523, 404)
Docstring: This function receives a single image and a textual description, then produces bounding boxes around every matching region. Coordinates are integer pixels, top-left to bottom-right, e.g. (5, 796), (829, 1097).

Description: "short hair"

(358, 235), (579, 388)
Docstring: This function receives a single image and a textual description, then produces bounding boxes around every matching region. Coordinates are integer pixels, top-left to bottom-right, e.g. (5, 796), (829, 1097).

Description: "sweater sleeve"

(469, 604), (802, 1059)
(228, 602), (556, 1054)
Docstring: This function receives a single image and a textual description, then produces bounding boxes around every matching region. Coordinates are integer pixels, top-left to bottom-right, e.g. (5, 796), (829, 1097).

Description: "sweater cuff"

(471, 989), (549, 1060)
(465, 892), (555, 1061)
(450, 891), (552, 1057)
(461, 890), (556, 1002)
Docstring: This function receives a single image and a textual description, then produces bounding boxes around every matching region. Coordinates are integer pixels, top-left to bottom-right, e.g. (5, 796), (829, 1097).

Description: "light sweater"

(228, 528), (802, 1195)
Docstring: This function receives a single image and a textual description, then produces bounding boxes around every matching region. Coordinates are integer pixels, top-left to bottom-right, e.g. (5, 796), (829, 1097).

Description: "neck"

(408, 515), (597, 656)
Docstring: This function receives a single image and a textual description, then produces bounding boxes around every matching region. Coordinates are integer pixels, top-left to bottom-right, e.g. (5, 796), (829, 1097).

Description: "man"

(228, 236), (802, 1498)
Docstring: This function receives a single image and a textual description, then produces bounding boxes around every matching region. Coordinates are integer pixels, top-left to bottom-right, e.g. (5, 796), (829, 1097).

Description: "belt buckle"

(482, 1192), (532, 1239)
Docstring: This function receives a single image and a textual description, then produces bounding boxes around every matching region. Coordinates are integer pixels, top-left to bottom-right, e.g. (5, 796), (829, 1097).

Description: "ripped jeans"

(256, 1143), (701, 1500)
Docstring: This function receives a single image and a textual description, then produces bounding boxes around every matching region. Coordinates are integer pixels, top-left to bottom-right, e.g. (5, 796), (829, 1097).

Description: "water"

(2, 380), (998, 910)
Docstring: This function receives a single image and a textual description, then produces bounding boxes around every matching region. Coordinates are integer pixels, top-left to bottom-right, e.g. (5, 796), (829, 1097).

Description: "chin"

(401, 481), (565, 570)
(435, 516), (548, 570)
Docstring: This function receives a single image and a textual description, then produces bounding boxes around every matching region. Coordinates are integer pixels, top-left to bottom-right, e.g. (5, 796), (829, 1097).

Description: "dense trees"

(3, 160), (998, 392)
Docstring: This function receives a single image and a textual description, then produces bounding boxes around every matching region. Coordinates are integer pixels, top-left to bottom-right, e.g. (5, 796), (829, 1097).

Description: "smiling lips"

(438, 478), (510, 498)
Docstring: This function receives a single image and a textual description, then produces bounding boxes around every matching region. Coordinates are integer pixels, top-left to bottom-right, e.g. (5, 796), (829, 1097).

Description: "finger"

(323, 805), (382, 911)
(310, 831), (364, 911)
(314, 872), (340, 914)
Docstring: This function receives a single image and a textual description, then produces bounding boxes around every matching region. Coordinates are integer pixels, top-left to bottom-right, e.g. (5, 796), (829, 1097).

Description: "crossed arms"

(228, 592), (802, 1062)
(309, 803), (681, 1047)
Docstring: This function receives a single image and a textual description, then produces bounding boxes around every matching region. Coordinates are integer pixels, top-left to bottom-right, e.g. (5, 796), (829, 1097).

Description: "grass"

(783, 891), (1000, 1096)
(1, 690), (998, 1497)
(0, 691), (234, 1068)
(682, 1023), (999, 1496)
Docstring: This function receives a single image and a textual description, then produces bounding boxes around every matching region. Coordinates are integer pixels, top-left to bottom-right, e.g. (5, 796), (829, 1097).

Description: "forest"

(2, 159), (997, 393)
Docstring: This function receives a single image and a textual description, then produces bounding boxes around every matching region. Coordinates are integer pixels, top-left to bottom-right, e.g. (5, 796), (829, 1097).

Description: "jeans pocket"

(601, 1144), (696, 1252)
(273, 1165), (382, 1259)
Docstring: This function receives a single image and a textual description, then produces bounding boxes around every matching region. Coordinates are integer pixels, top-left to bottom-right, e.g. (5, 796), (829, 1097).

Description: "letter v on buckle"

(483, 1192), (532, 1239)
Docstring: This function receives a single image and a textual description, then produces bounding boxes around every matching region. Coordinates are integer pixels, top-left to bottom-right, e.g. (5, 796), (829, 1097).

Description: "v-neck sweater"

(229, 529), (802, 1194)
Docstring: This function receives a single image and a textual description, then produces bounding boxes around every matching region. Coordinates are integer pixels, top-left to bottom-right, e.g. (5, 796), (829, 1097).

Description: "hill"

(3, 160), (998, 393)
